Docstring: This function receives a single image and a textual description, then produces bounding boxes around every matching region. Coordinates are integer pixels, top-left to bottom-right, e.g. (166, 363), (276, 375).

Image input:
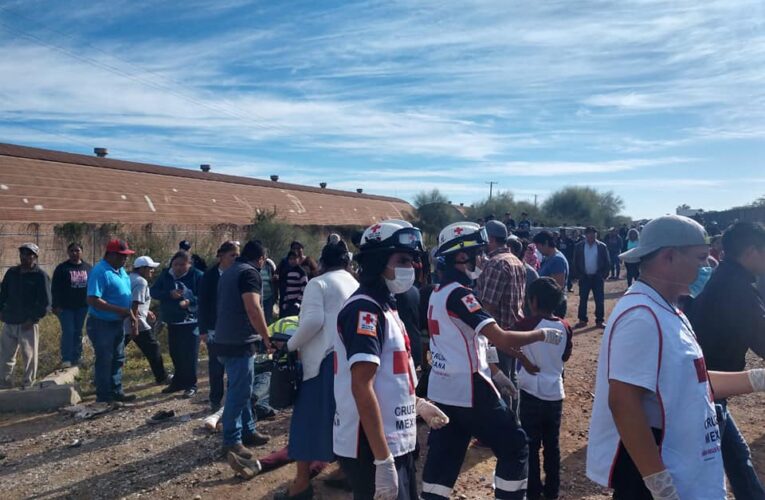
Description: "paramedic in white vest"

(334, 220), (449, 500)
(421, 222), (564, 500)
(586, 214), (765, 499)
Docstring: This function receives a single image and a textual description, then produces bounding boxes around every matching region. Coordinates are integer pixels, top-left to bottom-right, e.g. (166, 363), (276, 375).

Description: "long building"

(0, 143), (412, 226)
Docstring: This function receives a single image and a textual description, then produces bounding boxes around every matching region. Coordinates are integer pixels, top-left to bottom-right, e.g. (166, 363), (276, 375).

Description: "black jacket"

(0, 265), (51, 324)
(197, 264), (221, 334)
(571, 240), (610, 280)
(690, 260), (765, 372)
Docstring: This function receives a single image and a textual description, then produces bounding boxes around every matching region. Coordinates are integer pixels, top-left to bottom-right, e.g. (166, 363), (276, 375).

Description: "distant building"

(676, 205), (703, 217)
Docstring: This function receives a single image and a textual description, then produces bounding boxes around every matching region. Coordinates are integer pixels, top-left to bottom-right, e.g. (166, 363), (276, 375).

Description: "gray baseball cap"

(484, 220), (508, 240)
(619, 215), (708, 264)
(19, 242), (39, 255)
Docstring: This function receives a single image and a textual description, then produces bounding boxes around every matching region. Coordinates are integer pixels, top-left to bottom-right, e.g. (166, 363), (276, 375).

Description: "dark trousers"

(496, 351), (519, 414)
(611, 428), (663, 499)
(625, 263), (640, 287)
(258, 445), (328, 476)
(578, 275), (605, 323)
(519, 391), (562, 499)
(339, 448), (418, 500)
(718, 399), (765, 499)
(124, 329), (166, 383)
(422, 375), (528, 499)
(58, 306), (87, 364)
(86, 317), (125, 402)
(207, 342), (225, 409)
(167, 323), (200, 390)
(609, 252), (621, 278)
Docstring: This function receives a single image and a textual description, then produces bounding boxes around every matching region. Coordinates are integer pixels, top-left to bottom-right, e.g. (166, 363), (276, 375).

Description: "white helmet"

(357, 219), (424, 257)
(436, 222), (488, 257)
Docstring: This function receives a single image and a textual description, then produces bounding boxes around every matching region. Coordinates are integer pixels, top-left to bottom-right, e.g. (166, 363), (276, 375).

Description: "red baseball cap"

(105, 239), (135, 255)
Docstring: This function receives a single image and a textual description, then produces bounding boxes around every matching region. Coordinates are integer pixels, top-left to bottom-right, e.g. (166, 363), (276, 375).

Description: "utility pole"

(533, 194), (538, 208)
(486, 181), (499, 200)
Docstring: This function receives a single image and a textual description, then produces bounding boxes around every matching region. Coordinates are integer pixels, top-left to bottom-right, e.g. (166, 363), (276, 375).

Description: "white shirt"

(287, 269), (358, 380)
(583, 241), (599, 275)
(586, 282), (725, 498)
(518, 317), (569, 401)
(124, 273), (151, 334)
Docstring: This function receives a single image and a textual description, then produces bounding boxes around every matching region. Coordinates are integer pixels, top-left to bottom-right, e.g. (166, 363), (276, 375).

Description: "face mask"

(688, 266), (713, 298)
(385, 267), (415, 294)
(465, 266), (483, 280)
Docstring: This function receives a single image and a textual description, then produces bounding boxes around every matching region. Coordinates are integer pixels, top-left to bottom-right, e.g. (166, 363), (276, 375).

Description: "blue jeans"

(423, 374), (528, 499)
(520, 391), (563, 499)
(167, 323), (199, 390)
(58, 307), (88, 364)
(578, 275), (605, 323)
(718, 399), (765, 499)
(252, 361), (275, 413)
(219, 354), (257, 446)
(86, 316), (126, 402)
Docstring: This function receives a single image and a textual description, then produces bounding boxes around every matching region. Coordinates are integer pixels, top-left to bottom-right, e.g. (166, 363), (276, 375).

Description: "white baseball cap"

(133, 256), (160, 268)
(619, 215), (708, 264)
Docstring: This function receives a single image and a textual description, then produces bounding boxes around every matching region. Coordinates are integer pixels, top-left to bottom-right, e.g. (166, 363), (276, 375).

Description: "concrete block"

(0, 384), (81, 412)
(0, 366), (82, 412)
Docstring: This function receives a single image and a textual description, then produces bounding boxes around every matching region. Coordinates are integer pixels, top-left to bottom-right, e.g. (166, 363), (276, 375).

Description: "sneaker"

(114, 393), (137, 402)
(596, 321), (606, 329)
(183, 388), (197, 398)
(223, 443), (253, 460)
(573, 321), (588, 329)
(242, 431), (270, 447)
(273, 484), (314, 500)
(226, 452), (262, 480)
(61, 361), (72, 369)
(146, 410), (176, 425)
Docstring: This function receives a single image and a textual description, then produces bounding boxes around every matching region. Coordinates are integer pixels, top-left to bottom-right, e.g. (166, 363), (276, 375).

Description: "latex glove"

(643, 469), (679, 500)
(492, 370), (518, 398)
(748, 368), (765, 392)
(416, 398), (449, 429)
(373, 454), (398, 500)
(540, 328), (563, 345)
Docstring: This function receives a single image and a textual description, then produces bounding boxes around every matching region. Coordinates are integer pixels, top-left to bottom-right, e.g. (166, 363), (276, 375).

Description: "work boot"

(223, 443), (253, 460)
(242, 431), (270, 447)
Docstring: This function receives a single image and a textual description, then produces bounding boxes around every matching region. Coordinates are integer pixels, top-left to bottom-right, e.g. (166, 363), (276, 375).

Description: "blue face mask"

(689, 266), (713, 298)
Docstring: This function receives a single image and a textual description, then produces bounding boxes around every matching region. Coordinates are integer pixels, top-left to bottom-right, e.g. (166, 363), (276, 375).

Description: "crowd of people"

(0, 213), (764, 499)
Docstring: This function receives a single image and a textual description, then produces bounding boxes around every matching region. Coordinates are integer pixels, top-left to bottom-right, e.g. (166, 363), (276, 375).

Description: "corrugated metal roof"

(0, 143), (413, 226)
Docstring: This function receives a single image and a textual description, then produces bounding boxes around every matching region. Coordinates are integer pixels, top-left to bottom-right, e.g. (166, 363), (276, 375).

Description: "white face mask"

(385, 267), (415, 294)
(465, 266), (483, 280)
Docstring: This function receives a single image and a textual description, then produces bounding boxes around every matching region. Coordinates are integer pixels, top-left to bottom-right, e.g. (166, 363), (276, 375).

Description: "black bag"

(269, 349), (301, 409)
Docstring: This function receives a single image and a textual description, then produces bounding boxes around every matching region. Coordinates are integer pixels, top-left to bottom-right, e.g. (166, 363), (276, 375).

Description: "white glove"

(416, 398), (449, 429)
(540, 328), (563, 345)
(373, 454), (398, 500)
(748, 368), (765, 392)
(492, 370), (519, 398)
(643, 469), (680, 500)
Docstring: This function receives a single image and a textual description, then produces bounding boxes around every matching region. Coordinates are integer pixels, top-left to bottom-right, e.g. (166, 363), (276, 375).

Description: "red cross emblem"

(454, 227), (464, 236)
(357, 311), (378, 336)
(465, 295), (475, 305)
(363, 313), (374, 324)
(370, 224), (381, 232)
(461, 293), (481, 312)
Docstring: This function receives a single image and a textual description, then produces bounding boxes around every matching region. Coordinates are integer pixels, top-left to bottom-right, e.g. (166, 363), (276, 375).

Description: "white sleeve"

(132, 278), (148, 304)
(607, 308), (661, 393)
(287, 279), (326, 352)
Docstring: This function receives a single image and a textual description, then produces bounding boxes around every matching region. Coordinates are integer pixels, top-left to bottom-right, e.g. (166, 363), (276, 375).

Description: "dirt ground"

(1, 278), (763, 499)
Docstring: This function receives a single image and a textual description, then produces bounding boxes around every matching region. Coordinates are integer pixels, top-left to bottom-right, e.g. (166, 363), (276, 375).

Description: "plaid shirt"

(475, 247), (526, 329)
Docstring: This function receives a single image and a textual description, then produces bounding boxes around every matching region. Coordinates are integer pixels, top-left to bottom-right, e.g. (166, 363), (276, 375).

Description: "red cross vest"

(333, 294), (418, 459)
(427, 281), (500, 407)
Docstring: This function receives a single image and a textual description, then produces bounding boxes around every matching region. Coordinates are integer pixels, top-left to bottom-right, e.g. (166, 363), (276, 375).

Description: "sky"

(0, 0), (763, 219)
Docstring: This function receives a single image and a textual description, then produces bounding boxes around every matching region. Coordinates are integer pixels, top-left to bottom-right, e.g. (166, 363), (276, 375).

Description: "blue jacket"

(150, 267), (203, 325)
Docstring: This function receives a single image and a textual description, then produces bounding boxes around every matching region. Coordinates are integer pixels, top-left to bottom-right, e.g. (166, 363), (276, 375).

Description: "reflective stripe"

(493, 475), (528, 492)
(422, 482), (453, 498)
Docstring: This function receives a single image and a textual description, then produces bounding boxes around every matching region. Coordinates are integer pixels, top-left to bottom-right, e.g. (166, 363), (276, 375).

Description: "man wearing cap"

(475, 220), (527, 410)
(0, 243), (51, 388)
(586, 215), (765, 499)
(124, 256), (168, 386)
(86, 239), (137, 403)
(572, 226), (610, 329)
(690, 222), (765, 498)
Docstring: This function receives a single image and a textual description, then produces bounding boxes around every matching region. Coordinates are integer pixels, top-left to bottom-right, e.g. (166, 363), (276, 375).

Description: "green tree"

(542, 186), (625, 228)
(412, 189), (464, 238)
